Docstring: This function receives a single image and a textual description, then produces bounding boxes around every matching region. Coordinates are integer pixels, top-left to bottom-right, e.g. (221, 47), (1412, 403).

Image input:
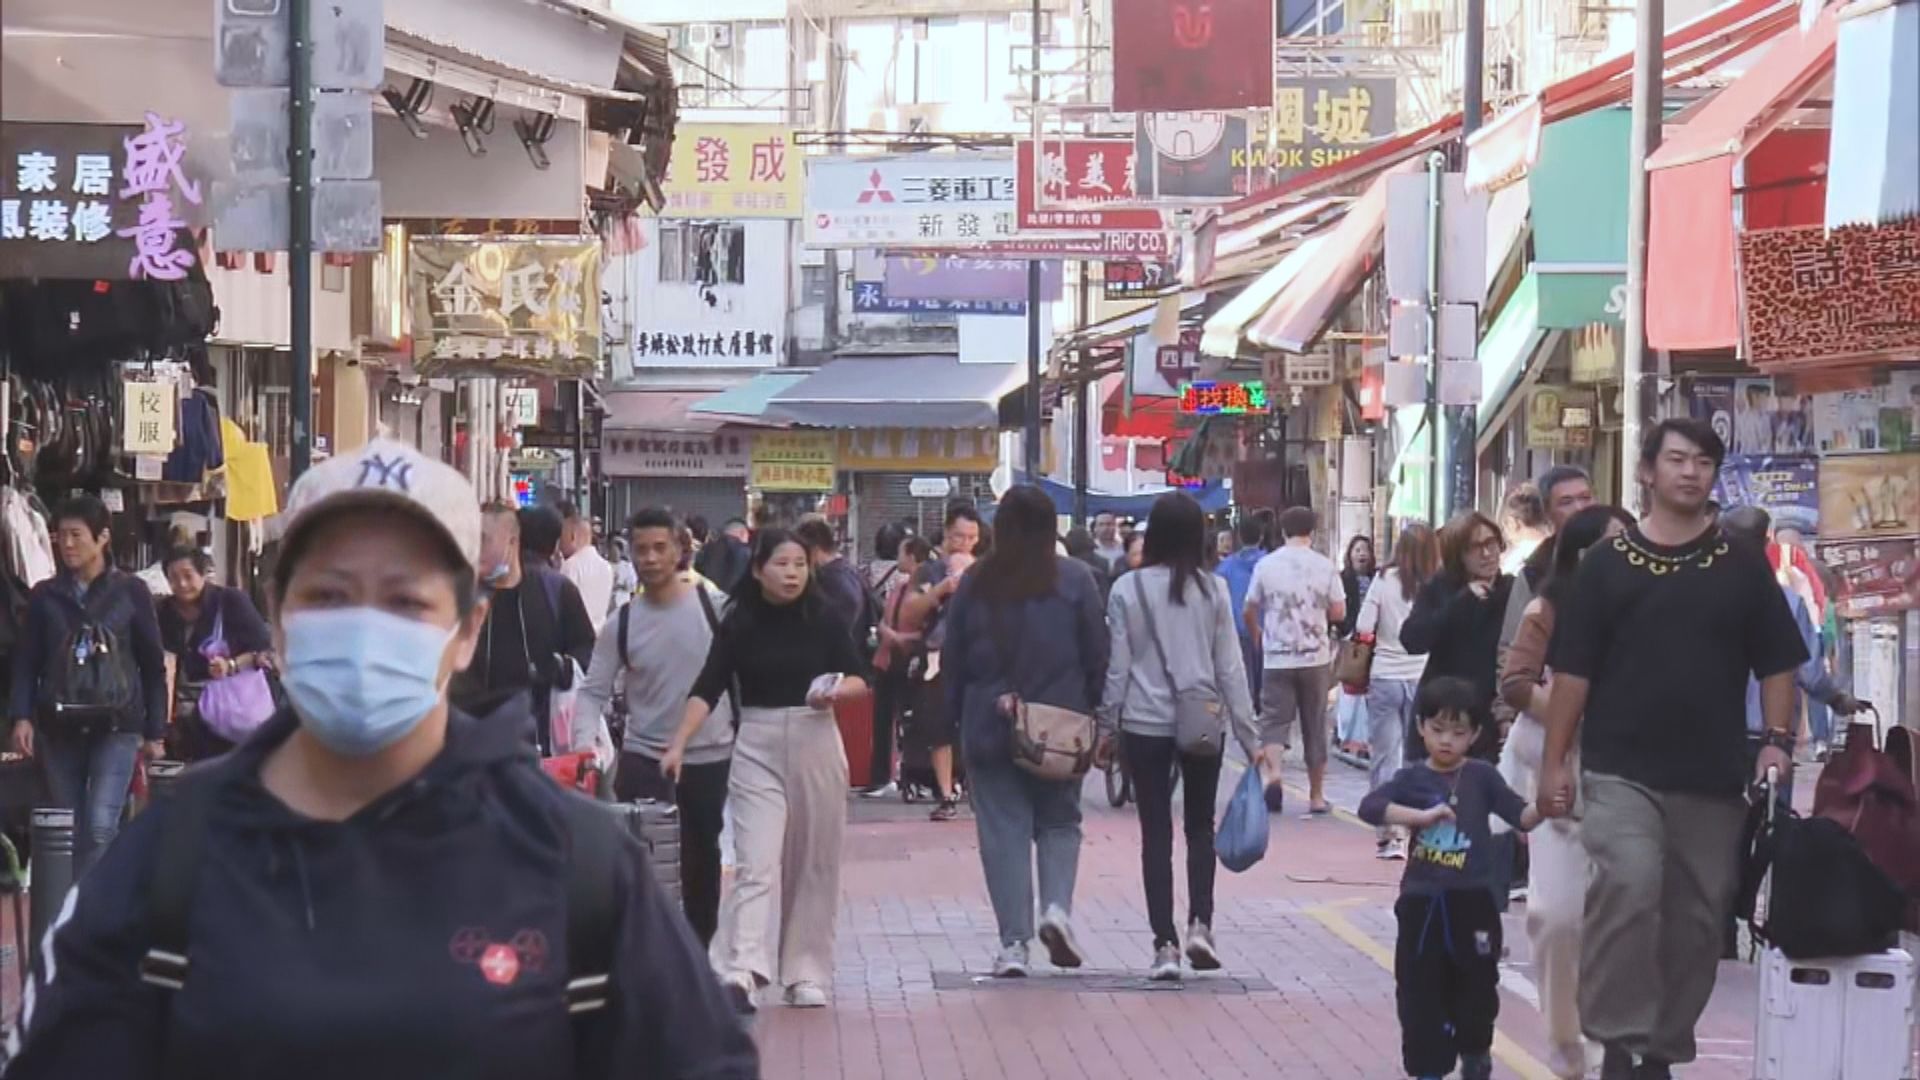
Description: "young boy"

(1358, 677), (1543, 1080)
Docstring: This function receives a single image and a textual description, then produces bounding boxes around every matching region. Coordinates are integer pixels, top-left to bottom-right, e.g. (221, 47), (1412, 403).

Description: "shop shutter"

(851, 472), (993, 559)
(606, 477), (747, 535)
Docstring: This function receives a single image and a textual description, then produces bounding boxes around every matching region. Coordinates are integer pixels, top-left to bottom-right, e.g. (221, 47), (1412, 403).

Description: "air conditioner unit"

(710, 23), (733, 49)
(685, 23), (712, 50)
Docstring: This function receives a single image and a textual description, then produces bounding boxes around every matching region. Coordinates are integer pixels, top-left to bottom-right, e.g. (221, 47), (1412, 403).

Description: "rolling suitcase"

(605, 799), (682, 906)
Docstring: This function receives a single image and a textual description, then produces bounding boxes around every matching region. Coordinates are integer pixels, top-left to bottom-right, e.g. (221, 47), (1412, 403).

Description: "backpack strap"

(560, 793), (620, 1016)
(693, 587), (742, 724)
(1133, 573), (1181, 699)
(138, 759), (238, 990)
(540, 568), (564, 626)
(617, 602), (632, 673)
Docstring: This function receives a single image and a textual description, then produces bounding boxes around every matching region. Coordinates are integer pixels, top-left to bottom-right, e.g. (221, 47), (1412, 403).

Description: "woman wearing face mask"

(660, 529), (869, 1015)
(5, 440), (758, 1080)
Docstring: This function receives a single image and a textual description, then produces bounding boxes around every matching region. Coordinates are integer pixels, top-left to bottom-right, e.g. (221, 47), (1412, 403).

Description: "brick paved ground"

(747, 753), (1833, 1080)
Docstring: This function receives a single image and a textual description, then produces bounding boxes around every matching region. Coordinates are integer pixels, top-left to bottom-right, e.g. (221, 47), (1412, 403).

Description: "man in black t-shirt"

(1536, 419), (1805, 1080)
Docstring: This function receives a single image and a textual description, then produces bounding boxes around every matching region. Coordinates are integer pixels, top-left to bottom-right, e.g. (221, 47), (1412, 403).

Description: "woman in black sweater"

(1399, 511), (1515, 763)
(662, 529), (868, 1017)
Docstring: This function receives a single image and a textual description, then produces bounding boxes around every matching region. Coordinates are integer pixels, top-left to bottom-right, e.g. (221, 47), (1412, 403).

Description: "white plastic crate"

(1755, 947), (1916, 1080)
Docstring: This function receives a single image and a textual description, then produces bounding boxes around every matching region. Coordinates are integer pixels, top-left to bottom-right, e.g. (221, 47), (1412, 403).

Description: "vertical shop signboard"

(122, 383), (178, 455)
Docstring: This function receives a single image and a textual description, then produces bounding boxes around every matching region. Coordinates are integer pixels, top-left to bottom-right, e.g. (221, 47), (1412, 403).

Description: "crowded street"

(5, 0), (1920, 1075)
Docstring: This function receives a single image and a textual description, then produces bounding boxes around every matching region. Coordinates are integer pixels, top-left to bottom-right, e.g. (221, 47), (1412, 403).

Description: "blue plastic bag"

(1217, 765), (1271, 872)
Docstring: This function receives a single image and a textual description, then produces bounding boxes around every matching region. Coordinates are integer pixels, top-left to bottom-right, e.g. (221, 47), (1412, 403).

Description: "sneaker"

(783, 981), (828, 1008)
(1185, 921), (1221, 972)
(1813, 740), (1831, 763)
(1508, 884), (1529, 905)
(860, 781), (899, 799)
(1037, 905), (1085, 969)
(1459, 1052), (1493, 1080)
(930, 800), (960, 822)
(992, 942), (1030, 978)
(1149, 942), (1182, 982)
(1599, 1045), (1635, 1080)
(723, 975), (757, 1016)
(1382, 836), (1409, 861)
(1634, 1059), (1673, 1080)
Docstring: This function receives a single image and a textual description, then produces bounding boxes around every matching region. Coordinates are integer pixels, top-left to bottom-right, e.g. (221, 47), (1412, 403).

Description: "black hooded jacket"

(1, 704), (758, 1080)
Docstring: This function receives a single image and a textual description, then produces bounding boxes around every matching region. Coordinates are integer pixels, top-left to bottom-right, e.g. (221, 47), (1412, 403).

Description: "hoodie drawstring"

(1416, 892), (1454, 958)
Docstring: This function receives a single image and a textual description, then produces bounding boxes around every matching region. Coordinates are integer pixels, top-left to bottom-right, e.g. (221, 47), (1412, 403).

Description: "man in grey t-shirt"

(577, 507), (735, 946)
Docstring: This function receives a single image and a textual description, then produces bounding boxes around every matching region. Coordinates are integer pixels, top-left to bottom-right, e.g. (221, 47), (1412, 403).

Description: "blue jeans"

(969, 756), (1083, 947)
(39, 729), (143, 878)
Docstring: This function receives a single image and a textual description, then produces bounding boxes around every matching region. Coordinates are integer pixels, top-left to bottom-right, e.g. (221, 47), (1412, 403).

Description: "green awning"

(1529, 108), (1630, 328)
(1476, 273), (1548, 432)
(689, 371), (810, 426)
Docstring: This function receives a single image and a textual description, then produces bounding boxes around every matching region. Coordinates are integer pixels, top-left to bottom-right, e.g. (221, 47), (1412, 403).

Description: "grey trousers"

(1579, 772), (1746, 1064)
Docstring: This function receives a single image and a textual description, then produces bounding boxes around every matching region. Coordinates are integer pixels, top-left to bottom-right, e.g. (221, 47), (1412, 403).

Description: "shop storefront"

(603, 428), (752, 529)
(841, 429), (998, 549)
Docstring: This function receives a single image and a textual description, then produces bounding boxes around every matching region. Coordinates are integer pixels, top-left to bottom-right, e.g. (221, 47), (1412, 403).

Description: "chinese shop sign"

(883, 255), (1061, 303)
(0, 117), (202, 281)
(852, 281), (1025, 316)
(1739, 217), (1920, 366)
(604, 431), (752, 479)
(805, 155), (1019, 248)
(1178, 380), (1268, 415)
(122, 382), (178, 455)
(1156, 330), (1203, 388)
(1258, 78), (1398, 181)
(1112, 0), (1274, 113)
(749, 431), (836, 492)
(634, 330), (780, 360)
(1821, 539), (1920, 620)
(408, 239), (603, 378)
(1104, 260), (1175, 300)
(1014, 140), (1162, 232)
(660, 125), (802, 219)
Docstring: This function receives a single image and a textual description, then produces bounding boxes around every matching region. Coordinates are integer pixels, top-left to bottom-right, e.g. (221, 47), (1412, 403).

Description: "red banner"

(1112, 0), (1275, 113)
(1739, 216), (1920, 367)
(1015, 140), (1163, 232)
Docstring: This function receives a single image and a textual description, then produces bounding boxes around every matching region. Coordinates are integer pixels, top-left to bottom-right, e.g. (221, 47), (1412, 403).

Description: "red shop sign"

(1016, 140), (1164, 233)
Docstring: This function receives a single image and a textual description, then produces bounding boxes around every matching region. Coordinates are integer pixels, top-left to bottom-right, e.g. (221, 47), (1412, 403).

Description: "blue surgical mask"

(280, 607), (458, 757)
(483, 561), (511, 586)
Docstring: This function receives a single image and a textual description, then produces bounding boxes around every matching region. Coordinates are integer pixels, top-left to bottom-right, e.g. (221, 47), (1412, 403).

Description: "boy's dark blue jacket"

(8, 568), (168, 738)
(1, 704), (759, 1080)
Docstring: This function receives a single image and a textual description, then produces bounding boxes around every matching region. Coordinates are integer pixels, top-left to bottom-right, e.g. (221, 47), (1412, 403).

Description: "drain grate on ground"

(931, 971), (1273, 994)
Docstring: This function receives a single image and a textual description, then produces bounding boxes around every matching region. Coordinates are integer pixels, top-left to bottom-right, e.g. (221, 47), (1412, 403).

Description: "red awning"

(1244, 168), (1399, 353)
(1644, 8), (1837, 350)
(1101, 380), (1184, 440)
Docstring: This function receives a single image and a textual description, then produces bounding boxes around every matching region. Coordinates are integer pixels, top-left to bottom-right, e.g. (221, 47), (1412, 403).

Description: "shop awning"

(1014, 473), (1232, 516)
(602, 390), (722, 433)
(1199, 234), (1330, 358)
(1465, 96), (1544, 194)
(1051, 296), (1209, 360)
(1531, 109), (1632, 328)
(767, 357), (1025, 429)
(1645, 8), (1838, 350)
(1825, 0), (1920, 229)
(1475, 274), (1553, 447)
(1101, 382), (1188, 441)
(688, 371), (809, 427)
(1244, 169), (1398, 353)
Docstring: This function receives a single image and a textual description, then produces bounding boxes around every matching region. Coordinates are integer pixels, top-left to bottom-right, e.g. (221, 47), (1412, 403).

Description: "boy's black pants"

(1394, 888), (1502, 1078)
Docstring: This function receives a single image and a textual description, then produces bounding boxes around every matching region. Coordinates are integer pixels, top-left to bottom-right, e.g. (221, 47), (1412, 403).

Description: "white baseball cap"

(280, 438), (482, 573)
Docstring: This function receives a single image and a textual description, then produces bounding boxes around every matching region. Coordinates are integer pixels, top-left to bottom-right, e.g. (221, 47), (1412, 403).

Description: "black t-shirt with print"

(1551, 524), (1807, 797)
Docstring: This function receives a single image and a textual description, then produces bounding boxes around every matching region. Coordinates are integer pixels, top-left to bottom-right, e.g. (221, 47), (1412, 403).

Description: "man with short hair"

(1244, 506), (1346, 815)
(794, 519), (872, 655)
(898, 504), (983, 821)
(1092, 512), (1126, 574)
(9, 496), (170, 876)
(695, 518), (752, 592)
(578, 508), (735, 946)
(558, 502), (617, 633)
(1538, 419), (1807, 1080)
(451, 503), (597, 754)
(1500, 465), (1597, 653)
(1216, 517), (1269, 712)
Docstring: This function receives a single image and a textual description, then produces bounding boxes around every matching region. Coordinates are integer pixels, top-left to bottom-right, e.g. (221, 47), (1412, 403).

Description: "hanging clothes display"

(0, 489), (54, 587)
(163, 389), (226, 484)
(221, 417), (280, 523)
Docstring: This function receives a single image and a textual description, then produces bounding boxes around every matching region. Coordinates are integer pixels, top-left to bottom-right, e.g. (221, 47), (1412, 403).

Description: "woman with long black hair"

(1099, 493), (1264, 980)
(661, 529), (869, 1015)
(1400, 511), (1516, 762)
(1498, 504), (1633, 1079)
(942, 486), (1108, 978)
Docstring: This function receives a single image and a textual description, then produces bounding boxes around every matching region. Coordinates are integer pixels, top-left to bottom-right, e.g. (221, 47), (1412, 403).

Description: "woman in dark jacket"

(157, 548), (276, 761)
(1337, 535), (1377, 638)
(1399, 511), (1514, 762)
(943, 485), (1109, 980)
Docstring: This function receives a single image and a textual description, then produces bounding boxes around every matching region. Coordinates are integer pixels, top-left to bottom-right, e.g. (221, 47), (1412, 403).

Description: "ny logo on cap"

(357, 454), (416, 493)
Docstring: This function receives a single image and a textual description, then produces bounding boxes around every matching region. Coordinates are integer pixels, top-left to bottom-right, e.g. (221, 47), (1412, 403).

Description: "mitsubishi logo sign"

(855, 169), (895, 204)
